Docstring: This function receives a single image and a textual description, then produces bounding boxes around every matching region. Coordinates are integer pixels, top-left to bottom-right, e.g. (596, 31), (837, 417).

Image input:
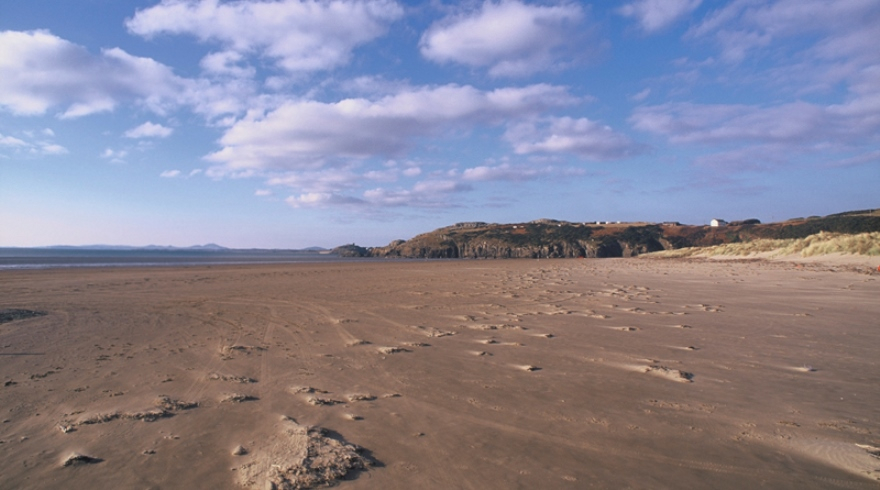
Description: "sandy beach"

(1, 258), (878, 489)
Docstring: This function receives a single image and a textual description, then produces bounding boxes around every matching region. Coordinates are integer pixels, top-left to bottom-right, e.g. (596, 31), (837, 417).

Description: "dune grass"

(649, 231), (880, 259)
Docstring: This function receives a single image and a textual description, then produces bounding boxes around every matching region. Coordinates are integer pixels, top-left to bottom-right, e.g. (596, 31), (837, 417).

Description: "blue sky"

(1, 0), (878, 248)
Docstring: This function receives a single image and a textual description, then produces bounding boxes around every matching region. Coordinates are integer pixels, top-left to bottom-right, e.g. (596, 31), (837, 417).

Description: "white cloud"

(285, 192), (362, 208)
(125, 122), (174, 138)
(0, 30), (253, 122)
(267, 168), (361, 193)
(160, 169), (182, 178)
(127, 0), (404, 73)
(619, 0), (701, 33)
(0, 134), (27, 147)
(689, 0), (880, 64)
(630, 83), (880, 170)
(505, 117), (642, 160)
(39, 143), (68, 155)
(272, 166), (474, 209)
(361, 180), (472, 208)
(101, 148), (129, 162)
(630, 98), (879, 146)
(634, 1), (880, 174)
(254, 189), (272, 196)
(420, 0), (585, 77)
(199, 50), (255, 78)
(463, 162), (556, 182)
(630, 88), (651, 102)
(0, 131), (67, 156)
(0, 30), (192, 118)
(206, 83), (576, 173)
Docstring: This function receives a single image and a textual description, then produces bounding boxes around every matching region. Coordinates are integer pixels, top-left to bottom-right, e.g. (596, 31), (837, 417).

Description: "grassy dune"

(649, 231), (880, 259)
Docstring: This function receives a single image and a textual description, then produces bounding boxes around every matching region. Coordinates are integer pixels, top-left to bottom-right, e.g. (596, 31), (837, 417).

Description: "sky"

(1, 0), (878, 249)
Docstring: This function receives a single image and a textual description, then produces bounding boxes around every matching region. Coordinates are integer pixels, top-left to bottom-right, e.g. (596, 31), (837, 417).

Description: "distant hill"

(42, 244), (230, 251)
(341, 210), (880, 259)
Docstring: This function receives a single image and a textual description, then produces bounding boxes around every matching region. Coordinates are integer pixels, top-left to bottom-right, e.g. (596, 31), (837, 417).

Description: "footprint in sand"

(518, 365), (541, 372)
(345, 339), (371, 347)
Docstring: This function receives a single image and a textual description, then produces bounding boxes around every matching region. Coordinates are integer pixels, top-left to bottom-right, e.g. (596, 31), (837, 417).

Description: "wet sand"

(1, 258), (879, 489)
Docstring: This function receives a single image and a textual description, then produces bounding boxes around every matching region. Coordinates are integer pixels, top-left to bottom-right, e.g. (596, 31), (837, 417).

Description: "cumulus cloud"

(505, 117), (642, 160)
(619, 0), (701, 33)
(0, 30), (194, 118)
(125, 122), (174, 138)
(160, 169), (182, 178)
(420, 0), (585, 77)
(127, 0), (404, 73)
(206, 83), (576, 173)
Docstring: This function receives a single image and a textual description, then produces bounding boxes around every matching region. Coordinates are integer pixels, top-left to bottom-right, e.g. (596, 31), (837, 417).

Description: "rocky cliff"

(367, 221), (668, 259)
(339, 211), (880, 259)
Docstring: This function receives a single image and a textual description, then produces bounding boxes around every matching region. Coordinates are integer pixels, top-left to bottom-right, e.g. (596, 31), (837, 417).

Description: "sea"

(0, 248), (357, 270)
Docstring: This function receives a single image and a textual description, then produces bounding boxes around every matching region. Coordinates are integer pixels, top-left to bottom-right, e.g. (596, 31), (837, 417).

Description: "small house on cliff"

(710, 219), (728, 227)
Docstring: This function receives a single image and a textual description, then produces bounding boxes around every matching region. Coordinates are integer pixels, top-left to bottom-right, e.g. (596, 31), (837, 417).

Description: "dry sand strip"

(1, 258), (879, 489)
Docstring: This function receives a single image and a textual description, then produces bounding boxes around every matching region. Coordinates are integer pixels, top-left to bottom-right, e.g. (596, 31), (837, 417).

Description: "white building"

(710, 219), (728, 227)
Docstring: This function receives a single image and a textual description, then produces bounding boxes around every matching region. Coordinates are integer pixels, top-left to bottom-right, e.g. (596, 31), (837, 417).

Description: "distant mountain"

(42, 244), (230, 251)
(31, 244), (337, 253)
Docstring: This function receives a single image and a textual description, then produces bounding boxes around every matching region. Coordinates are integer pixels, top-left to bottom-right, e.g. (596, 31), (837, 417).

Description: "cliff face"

(368, 222), (668, 259)
(358, 212), (880, 259)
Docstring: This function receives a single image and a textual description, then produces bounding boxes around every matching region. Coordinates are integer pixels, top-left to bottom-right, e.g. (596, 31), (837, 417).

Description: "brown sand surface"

(1, 258), (879, 489)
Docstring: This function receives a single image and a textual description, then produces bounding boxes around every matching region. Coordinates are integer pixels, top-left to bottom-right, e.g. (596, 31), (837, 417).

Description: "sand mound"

(647, 231), (880, 263)
(644, 365), (693, 382)
(221, 393), (258, 403)
(67, 396), (198, 427)
(208, 373), (258, 383)
(237, 420), (370, 489)
(61, 453), (102, 467)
